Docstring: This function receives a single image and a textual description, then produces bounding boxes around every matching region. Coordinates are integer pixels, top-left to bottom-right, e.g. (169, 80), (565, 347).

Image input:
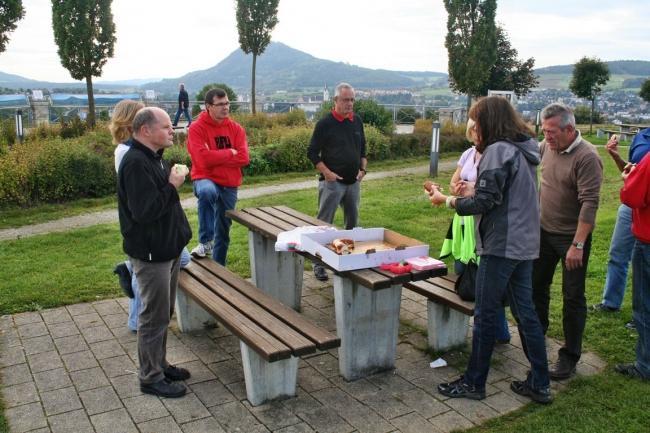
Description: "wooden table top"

(227, 205), (446, 290)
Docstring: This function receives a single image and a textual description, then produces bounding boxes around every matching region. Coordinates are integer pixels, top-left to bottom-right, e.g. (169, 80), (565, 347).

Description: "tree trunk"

(251, 54), (257, 114)
(86, 75), (95, 128)
(590, 97), (594, 135)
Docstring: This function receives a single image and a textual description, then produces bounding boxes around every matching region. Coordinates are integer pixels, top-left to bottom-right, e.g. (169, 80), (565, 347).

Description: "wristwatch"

(572, 241), (584, 250)
(360, 168), (367, 174)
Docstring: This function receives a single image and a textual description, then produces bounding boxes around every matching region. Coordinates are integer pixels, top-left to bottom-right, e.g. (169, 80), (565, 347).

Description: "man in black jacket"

(307, 82), (367, 280)
(118, 107), (192, 398)
(172, 83), (192, 127)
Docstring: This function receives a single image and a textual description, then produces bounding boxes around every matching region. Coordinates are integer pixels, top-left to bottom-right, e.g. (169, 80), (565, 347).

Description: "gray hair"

(541, 103), (575, 128)
(334, 82), (354, 98)
(132, 107), (160, 134)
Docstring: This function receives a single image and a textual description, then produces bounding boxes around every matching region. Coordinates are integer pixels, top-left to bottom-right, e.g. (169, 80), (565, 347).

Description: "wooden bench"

(175, 257), (340, 405)
(404, 273), (475, 351)
(596, 128), (634, 141)
(227, 205), (447, 380)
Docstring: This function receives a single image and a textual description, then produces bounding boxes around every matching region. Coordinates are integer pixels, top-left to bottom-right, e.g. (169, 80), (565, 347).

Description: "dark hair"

(204, 88), (227, 105)
(468, 96), (533, 152)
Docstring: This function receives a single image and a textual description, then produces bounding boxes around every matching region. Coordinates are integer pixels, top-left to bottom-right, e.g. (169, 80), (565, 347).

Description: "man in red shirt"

(187, 88), (250, 264)
(616, 153), (650, 381)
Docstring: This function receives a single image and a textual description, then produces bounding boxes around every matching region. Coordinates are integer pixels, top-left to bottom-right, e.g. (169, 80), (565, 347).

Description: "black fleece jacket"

(117, 139), (192, 262)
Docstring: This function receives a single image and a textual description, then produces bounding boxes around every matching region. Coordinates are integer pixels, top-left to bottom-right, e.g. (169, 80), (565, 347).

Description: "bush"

(364, 125), (391, 160)
(396, 107), (419, 124)
(267, 127), (313, 172)
(0, 137), (114, 206)
(59, 116), (87, 139)
(316, 100), (394, 136)
(574, 105), (604, 124)
(0, 118), (16, 150)
(163, 144), (192, 169)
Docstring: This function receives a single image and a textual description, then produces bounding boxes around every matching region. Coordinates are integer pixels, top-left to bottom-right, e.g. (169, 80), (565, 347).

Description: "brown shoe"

(548, 358), (576, 381)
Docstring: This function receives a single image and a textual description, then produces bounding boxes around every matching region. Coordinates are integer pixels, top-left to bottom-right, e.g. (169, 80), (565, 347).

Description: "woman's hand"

(456, 180), (476, 197)
(429, 185), (447, 206)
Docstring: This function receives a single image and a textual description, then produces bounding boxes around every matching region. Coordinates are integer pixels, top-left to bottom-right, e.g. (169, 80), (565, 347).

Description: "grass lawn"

(2, 144), (648, 432)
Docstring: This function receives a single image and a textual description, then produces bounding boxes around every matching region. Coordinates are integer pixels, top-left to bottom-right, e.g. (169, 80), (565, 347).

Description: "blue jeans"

(600, 204), (634, 309)
(194, 179), (238, 265)
(455, 260), (511, 342)
(127, 248), (191, 331)
(632, 240), (650, 378)
(173, 107), (192, 126)
(464, 255), (550, 391)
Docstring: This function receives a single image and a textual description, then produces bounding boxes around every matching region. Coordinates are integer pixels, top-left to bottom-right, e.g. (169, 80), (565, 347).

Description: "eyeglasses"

(338, 98), (355, 103)
(208, 101), (230, 108)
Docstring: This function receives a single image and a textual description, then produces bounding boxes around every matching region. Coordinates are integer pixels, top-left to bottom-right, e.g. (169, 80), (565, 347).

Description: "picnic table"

(227, 205), (447, 380)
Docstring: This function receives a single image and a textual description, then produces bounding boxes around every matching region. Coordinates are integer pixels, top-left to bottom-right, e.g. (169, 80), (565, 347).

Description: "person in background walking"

(172, 83), (192, 128)
(307, 82), (367, 281)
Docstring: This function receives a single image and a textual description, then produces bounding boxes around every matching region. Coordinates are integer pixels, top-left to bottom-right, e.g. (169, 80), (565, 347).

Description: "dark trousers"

(131, 256), (180, 384)
(532, 229), (592, 364)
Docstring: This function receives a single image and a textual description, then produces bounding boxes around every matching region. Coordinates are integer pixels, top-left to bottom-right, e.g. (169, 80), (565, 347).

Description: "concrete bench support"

(240, 342), (298, 406)
(175, 289), (217, 332)
(427, 301), (469, 351)
(248, 231), (304, 310)
(334, 276), (402, 381)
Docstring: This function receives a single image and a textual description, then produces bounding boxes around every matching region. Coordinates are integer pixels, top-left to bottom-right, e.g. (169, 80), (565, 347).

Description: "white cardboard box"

(300, 227), (429, 271)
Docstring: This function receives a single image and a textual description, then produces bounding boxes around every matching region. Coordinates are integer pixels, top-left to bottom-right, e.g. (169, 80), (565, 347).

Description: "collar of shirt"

(561, 129), (583, 154)
(331, 109), (354, 122)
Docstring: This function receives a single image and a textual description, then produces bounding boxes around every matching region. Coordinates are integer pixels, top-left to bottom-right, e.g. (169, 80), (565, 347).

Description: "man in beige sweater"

(532, 103), (603, 380)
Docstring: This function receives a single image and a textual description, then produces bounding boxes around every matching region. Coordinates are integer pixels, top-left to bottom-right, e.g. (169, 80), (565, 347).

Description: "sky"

(1, 0), (649, 83)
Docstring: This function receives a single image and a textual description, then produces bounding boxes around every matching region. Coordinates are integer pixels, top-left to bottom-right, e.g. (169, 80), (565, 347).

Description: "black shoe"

(437, 377), (485, 400)
(140, 377), (186, 398)
(314, 265), (328, 281)
(625, 320), (636, 330)
(510, 380), (553, 404)
(591, 303), (619, 313)
(164, 364), (191, 381)
(113, 263), (134, 298)
(615, 363), (649, 381)
(548, 358), (576, 381)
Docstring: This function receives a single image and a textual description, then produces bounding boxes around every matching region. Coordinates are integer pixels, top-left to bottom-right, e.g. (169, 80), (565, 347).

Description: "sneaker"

(113, 263), (134, 298)
(164, 364), (191, 381)
(625, 320), (636, 330)
(314, 264), (329, 281)
(437, 377), (485, 400)
(548, 358), (576, 381)
(191, 242), (213, 258)
(140, 377), (187, 398)
(591, 303), (619, 313)
(510, 380), (553, 404)
(615, 363), (648, 381)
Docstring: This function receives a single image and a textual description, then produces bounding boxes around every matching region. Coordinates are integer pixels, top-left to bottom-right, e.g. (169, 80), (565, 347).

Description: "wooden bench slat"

(228, 210), (283, 238)
(245, 208), (297, 231)
(258, 206), (311, 228)
(185, 264), (316, 357)
(192, 259), (341, 351)
(405, 279), (474, 315)
(272, 206), (333, 227)
(341, 268), (392, 290)
(179, 273), (292, 361)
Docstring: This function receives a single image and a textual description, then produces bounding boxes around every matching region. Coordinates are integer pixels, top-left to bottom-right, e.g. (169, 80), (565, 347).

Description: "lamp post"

(535, 109), (541, 137)
(429, 121), (440, 177)
(15, 109), (24, 145)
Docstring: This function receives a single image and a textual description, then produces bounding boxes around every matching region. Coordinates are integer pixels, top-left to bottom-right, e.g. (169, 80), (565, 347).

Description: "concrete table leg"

(333, 276), (402, 380)
(248, 231), (304, 310)
(427, 301), (469, 351)
(240, 342), (298, 406)
(175, 290), (216, 333)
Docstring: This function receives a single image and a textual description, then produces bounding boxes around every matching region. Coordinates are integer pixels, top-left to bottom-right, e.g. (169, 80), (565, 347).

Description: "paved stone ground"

(1, 271), (606, 433)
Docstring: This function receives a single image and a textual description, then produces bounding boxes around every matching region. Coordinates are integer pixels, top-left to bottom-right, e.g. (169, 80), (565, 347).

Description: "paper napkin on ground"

(429, 358), (447, 368)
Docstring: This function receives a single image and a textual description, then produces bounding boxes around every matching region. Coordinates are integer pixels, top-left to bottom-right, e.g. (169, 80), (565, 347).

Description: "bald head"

(132, 107), (174, 151)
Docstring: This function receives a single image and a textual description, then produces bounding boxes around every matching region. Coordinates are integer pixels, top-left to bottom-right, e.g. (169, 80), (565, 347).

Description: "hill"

(142, 42), (448, 96)
(534, 60), (650, 90)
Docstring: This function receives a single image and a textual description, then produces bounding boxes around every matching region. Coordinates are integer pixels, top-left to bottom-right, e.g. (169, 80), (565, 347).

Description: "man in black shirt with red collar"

(307, 82), (367, 280)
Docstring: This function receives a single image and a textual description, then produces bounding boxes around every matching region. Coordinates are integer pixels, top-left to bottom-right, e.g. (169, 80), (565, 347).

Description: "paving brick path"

(1, 272), (605, 433)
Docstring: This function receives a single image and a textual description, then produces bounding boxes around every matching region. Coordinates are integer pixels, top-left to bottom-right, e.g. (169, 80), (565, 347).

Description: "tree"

(0, 0), (25, 54)
(478, 26), (539, 97)
(235, 0), (279, 114)
(51, 0), (116, 128)
(640, 78), (650, 103)
(569, 57), (610, 134)
(196, 83), (239, 112)
(444, 0), (497, 109)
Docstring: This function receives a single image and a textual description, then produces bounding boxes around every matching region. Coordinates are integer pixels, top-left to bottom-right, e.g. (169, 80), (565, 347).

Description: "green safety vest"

(439, 213), (478, 264)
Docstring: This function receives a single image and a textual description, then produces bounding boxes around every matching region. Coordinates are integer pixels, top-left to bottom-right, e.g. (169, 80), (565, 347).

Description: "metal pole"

(429, 121), (440, 177)
(15, 109), (24, 145)
(535, 109), (541, 137)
